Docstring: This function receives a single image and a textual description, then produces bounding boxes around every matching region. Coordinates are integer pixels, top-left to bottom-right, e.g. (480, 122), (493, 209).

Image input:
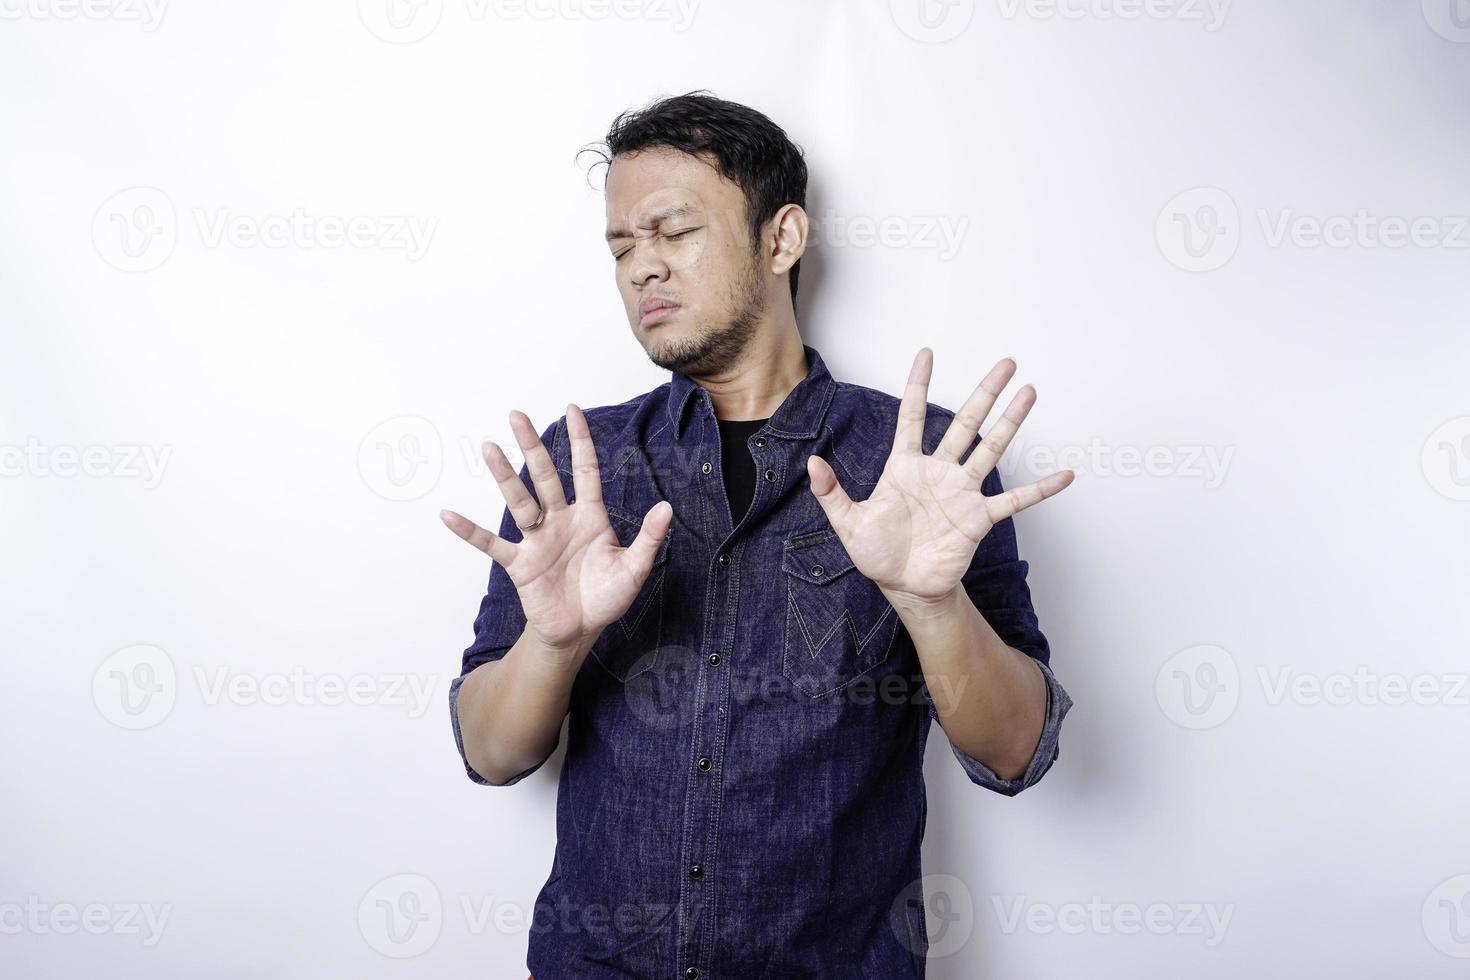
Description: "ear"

(768, 203), (809, 275)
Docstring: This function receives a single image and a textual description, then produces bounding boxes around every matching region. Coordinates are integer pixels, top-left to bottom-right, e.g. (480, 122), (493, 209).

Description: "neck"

(698, 324), (808, 422)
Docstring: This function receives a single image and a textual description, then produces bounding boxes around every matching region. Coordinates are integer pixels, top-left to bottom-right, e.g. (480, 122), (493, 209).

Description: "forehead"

(603, 147), (747, 232)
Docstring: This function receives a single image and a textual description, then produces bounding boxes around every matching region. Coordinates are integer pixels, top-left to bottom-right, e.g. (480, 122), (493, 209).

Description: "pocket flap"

(781, 529), (856, 585)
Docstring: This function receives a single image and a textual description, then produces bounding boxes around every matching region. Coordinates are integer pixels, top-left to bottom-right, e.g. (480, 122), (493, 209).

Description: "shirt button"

(763, 468), (776, 482)
(707, 653), (721, 666)
(684, 969), (700, 980)
(701, 461), (712, 474)
(689, 864), (704, 880)
(754, 436), (766, 448)
(717, 553), (730, 566)
(810, 564), (825, 577)
(697, 756), (712, 772)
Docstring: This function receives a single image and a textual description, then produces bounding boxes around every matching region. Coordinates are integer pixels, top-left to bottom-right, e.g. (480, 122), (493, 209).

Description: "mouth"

(639, 302), (680, 328)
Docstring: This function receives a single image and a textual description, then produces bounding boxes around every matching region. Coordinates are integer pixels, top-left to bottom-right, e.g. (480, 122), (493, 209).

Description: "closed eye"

(612, 227), (701, 260)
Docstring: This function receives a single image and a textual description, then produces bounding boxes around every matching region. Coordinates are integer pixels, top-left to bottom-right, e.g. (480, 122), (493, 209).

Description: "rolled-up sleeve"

(926, 658), (1072, 796)
(448, 416), (566, 786)
(922, 461), (1073, 797)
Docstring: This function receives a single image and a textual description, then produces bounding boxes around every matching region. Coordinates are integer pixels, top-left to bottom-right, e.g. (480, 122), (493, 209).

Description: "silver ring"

(516, 508), (545, 532)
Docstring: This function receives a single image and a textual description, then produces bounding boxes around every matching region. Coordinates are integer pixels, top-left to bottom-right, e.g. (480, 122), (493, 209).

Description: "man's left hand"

(805, 346), (1073, 612)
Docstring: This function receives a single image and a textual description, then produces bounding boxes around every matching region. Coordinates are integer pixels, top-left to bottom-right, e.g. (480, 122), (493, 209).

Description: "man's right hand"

(440, 402), (673, 669)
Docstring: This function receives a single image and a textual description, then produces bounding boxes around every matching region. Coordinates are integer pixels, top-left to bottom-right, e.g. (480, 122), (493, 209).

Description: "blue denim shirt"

(449, 343), (1073, 978)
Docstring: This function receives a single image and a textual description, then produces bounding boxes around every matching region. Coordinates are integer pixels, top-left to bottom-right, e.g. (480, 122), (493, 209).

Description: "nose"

(627, 237), (668, 288)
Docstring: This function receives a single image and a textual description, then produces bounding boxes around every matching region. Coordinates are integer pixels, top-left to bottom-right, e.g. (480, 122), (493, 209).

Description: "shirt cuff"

(926, 657), (1073, 797)
(448, 672), (549, 787)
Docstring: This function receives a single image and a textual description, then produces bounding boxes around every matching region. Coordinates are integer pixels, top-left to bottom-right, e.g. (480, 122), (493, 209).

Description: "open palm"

(440, 405), (672, 658)
(805, 348), (1073, 606)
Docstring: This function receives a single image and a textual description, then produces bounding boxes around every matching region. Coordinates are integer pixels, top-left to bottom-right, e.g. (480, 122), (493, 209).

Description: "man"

(441, 91), (1075, 978)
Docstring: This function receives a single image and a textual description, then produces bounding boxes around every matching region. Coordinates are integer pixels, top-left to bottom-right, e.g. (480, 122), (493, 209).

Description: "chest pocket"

(588, 506), (672, 683)
(780, 527), (900, 698)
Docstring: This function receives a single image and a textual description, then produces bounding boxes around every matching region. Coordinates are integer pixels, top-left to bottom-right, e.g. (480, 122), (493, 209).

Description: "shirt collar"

(667, 343), (837, 441)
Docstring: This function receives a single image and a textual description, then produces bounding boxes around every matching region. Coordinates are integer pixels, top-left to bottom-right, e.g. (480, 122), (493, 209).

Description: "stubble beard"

(645, 250), (766, 378)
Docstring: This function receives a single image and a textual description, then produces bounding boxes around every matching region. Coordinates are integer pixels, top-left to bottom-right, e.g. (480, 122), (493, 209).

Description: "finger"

(934, 357), (1016, 463)
(962, 384), (1036, 484)
(565, 403), (604, 509)
(617, 501), (673, 577)
(893, 346), (934, 457)
(482, 439), (543, 529)
(511, 410), (568, 512)
(440, 508), (517, 565)
(806, 454), (855, 530)
(983, 469), (1074, 523)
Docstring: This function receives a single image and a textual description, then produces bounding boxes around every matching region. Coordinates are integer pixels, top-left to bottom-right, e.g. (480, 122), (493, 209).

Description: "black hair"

(582, 90), (809, 309)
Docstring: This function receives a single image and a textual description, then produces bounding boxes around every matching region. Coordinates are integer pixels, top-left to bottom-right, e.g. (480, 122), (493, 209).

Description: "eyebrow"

(605, 204), (702, 243)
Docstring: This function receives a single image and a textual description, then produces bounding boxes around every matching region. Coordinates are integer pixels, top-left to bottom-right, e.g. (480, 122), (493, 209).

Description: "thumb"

(806, 454), (854, 529)
(621, 500), (673, 575)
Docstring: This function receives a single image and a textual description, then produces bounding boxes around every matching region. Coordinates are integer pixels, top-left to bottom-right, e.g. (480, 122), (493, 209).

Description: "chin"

(643, 317), (689, 344)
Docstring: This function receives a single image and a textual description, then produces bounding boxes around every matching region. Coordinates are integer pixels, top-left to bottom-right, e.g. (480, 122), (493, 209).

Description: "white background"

(3, 1), (1469, 976)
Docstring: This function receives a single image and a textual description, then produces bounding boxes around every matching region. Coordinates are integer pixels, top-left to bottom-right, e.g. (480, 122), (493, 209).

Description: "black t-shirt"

(716, 416), (770, 526)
